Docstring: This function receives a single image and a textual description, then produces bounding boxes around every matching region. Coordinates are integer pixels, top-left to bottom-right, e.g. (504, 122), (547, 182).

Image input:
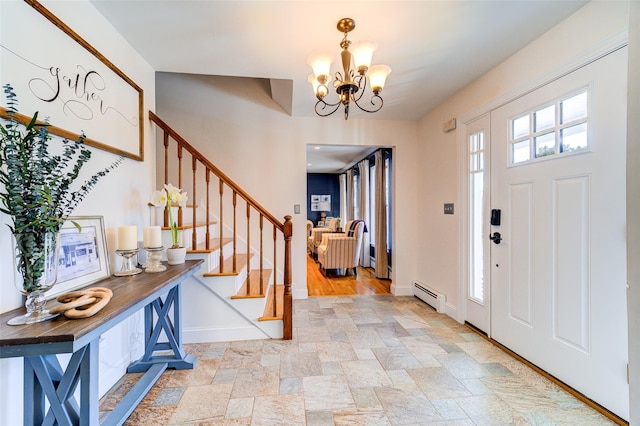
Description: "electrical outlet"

(444, 203), (454, 215)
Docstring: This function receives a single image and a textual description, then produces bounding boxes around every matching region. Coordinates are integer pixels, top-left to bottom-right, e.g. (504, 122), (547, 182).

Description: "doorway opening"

(306, 145), (393, 296)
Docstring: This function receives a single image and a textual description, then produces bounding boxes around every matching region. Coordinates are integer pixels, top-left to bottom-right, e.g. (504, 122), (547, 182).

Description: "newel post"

(283, 215), (293, 340)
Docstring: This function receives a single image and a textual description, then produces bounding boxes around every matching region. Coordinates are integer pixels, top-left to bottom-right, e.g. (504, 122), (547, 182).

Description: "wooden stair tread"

(259, 284), (284, 321)
(187, 237), (233, 253)
(231, 269), (272, 299)
(203, 253), (252, 277)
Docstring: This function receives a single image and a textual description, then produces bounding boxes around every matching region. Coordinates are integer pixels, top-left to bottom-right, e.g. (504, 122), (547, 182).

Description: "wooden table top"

(0, 260), (202, 357)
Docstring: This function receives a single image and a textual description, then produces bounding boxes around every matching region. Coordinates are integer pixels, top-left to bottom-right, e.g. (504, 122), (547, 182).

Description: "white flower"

(150, 189), (168, 208)
(172, 191), (188, 208)
(163, 183), (188, 208)
(150, 183), (188, 248)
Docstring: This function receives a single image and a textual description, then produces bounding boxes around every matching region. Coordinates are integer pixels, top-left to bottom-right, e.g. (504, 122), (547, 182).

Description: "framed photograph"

(311, 195), (321, 203)
(45, 216), (110, 299)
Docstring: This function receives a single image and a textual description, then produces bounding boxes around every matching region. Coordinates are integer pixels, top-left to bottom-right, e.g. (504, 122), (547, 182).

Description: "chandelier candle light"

(308, 17), (391, 120)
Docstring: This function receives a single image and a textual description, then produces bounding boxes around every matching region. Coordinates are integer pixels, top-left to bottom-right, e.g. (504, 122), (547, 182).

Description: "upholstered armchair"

(308, 218), (343, 258)
(306, 220), (314, 253)
(316, 220), (366, 275)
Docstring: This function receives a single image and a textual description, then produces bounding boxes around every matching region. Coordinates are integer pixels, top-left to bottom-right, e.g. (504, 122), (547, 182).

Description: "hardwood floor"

(306, 253), (391, 296)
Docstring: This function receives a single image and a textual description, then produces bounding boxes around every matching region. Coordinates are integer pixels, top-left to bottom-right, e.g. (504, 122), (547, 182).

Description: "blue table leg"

(128, 284), (197, 373)
(23, 338), (98, 426)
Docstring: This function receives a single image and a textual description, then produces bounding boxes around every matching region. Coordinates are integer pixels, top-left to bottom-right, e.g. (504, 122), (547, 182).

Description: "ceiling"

(89, 0), (588, 172)
(307, 145), (379, 174)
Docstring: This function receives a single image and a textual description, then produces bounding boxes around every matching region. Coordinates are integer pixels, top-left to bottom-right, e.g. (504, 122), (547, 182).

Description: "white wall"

(627, 1), (639, 424)
(0, 1), (155, 424)
(155, 73), (419, 298)
(416, 1), (630, 318)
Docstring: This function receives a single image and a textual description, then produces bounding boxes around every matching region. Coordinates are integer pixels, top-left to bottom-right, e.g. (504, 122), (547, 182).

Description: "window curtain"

(346, 168), (355, 222)
(374, 151), (389, 279)
(339, 173), (347, 224)
(358, 159), (370, 267)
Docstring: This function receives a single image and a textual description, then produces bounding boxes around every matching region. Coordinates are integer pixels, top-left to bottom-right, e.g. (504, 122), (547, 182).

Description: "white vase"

(166, 246), (187, 265)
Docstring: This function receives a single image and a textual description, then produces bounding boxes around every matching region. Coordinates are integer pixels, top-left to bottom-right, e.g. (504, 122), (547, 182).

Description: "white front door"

(490, 47), (629, 419)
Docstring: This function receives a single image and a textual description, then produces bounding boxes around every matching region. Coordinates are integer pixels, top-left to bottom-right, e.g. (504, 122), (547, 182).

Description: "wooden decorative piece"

(50, 287), (113, 319)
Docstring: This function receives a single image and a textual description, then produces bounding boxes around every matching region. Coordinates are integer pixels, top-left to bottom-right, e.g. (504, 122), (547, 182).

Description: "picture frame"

(0, 0), (144, 161)
(310, 194), (331, 211)
(45, 216), (110, 299)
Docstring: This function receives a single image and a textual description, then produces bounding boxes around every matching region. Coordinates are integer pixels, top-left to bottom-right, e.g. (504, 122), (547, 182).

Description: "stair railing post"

(205, 170), (211, 250)
(233, 192), (237, 272)
(259, 214), (264, 295)
(219, 180), (224, 273)
(246, 203), (251, 294)
(177, 144), (183, 228)
(283, 215), (293, 340)
(163, 131), (170, 228)
(273, 224), (277, 317)
(191, 156), (198, 250)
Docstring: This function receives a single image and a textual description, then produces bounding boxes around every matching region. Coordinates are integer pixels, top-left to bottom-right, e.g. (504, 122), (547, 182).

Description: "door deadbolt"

(490, 232), (502, 244)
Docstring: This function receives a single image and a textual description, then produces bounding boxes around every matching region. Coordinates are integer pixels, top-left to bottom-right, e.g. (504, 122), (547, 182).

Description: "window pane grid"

(509, 88), (588, 165)
(468, 130), (485, 304)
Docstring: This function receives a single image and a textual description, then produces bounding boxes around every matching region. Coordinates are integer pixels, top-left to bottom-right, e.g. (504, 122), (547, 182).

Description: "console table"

(0, 259), (203, 426)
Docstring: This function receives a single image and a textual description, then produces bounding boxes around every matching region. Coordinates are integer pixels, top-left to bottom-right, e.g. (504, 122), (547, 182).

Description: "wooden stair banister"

(150, 111), (284, 230)
(149, 110), (292, 340)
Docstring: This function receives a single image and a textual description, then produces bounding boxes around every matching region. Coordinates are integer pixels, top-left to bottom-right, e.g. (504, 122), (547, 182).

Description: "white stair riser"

(182, 268), (283, 340)
(151, 204), (283, 341)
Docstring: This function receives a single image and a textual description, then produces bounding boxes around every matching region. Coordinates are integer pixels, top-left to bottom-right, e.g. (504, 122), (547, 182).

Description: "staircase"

(149, 111), (292, 341)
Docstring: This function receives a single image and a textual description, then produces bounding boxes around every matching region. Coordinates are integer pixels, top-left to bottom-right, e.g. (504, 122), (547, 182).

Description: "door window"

(510, 89), (589, 165)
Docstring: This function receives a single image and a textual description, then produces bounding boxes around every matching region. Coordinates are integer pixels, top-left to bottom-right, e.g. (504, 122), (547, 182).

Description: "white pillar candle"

(117, 226), (138, 251)
(143, 226), (162, 248)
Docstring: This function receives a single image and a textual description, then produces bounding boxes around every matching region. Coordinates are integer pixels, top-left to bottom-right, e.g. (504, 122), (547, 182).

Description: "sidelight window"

(469, 130), (484, 303)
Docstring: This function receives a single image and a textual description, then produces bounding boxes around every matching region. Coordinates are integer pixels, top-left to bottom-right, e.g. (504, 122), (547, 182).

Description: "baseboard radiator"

(413, 281), (446, 313)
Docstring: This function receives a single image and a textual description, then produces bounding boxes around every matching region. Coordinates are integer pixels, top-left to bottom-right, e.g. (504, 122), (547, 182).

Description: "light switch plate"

(294, 204), (301, 214)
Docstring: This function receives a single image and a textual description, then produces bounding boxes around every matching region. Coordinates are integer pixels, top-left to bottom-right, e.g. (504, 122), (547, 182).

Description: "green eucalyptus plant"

(0, 84), (123, 292)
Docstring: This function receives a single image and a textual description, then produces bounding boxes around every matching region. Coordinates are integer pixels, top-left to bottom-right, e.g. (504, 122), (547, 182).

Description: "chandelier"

(307, 18), (391, 120)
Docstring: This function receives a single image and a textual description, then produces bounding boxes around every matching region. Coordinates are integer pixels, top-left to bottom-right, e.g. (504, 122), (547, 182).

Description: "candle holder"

(144, 246), (166, 273)
(115, 249), (142, 276)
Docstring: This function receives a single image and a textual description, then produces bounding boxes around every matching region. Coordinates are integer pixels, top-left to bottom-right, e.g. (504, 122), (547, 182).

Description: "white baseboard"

(444, 303), (459, 323)
(293, 284), (308, 299)
(391, 284), (413, 296)
(184, 326), (271, 343)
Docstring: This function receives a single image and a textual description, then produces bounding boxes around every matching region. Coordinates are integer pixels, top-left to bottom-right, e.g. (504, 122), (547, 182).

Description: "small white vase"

(166, 247), (187, 265)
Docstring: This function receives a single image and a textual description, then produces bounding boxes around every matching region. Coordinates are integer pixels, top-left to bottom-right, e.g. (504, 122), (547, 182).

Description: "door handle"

(490, 232), (502, 244)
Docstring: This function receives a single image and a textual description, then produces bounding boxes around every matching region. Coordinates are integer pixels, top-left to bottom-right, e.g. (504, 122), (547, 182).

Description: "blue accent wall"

(307, 173), (340, 225)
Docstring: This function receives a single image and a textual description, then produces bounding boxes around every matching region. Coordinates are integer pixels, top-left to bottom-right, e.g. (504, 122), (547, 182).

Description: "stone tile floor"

(100, 296), (616, 425)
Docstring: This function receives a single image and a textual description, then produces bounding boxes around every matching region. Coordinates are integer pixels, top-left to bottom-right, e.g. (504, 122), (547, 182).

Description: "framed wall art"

(310, 194), (331, 211)
(46, 216), (111, 299)
(0, 0), (144, 161)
